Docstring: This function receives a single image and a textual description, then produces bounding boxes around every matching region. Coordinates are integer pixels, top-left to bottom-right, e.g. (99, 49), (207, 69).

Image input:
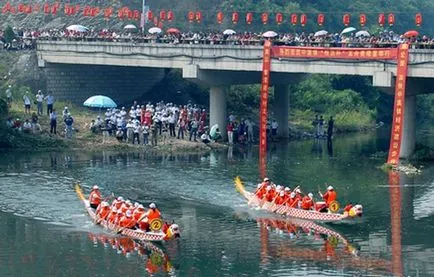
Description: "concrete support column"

(400, 94), (416, 159)
(274, 84), (289, 138)
(209, 86), (228, 140)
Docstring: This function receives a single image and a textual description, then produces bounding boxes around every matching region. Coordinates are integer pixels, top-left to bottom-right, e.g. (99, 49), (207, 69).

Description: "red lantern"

(261, 12), (268, 24)
(188, 11), (194, 23)
(343, 13), (350, 26)
(43, 3), (50, 14)
(117, 9), (124, 20)
(83, 6), (90, 16)
(18, 3), (25, 13)
(317, 13), (325, 26)
(159, 10), (166, 21)
(246, 12), (253, 25)
(104, 7), (113, 18)
(378, 13), (385, 27)
(415, 13), (422, 26)
(127, 9), (133, 19)
(33, 4), (40, 13)
(195, 11), (202, 23)
(388, 13), (395, 26)
(167, 10), (174, 22)
(217, 11), (224, 24)
(133, 10), (140, 20)
(232, 12), (238, 24)
(300, 14), (307, 27)
(51, 4), (58, 15)
(359, 13), (367, 26)
(64, 4), (71, 15)
(25, 5), (32, 14)
(147, 10), (153, 22)
(275, 13), (283, 25)
(291, 13), (297, 25)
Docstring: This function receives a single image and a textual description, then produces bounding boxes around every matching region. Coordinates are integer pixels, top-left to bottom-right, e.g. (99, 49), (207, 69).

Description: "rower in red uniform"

(89, 185), (102, 209)
(138, 203), (161, 231)
(96, 202), (111, 221)
(256, 178), (270, 198)
(107, 207), (118, 224)
(264, 186), (275, 202)
(288, 192), (299, 208)
(322, 186), (337, 206)
(133, 204), (146, 221)
(274, 191), (285, 205)
(301, 193), (314, 210)
(119, 210), (137, 229)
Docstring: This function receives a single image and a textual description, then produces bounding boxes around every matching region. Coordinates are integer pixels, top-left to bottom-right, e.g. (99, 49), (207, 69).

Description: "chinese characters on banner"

(259, 40), (272, 179)
(388, 171), (403, 276)
(271, 46), (398, 60)
(387, 44), (409, 165)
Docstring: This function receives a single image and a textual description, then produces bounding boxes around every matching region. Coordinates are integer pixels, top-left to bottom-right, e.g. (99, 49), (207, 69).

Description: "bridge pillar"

(274, 84), (289, 138)
(209, 86), (228, 140)
(400, 94), (416, 159)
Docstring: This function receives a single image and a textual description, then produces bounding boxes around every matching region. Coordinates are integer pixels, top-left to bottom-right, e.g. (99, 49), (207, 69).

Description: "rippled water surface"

(0, 132), (433, 277)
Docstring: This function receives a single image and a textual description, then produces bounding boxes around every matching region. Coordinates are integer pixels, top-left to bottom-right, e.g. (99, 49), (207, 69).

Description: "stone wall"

(44, 63), (164, 105)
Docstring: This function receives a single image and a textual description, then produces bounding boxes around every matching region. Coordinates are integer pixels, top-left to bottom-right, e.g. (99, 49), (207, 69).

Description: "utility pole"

(141, 0), (149, 33)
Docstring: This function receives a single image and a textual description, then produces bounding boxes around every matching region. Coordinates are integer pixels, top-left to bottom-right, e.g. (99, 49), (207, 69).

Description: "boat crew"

(256, 177), (270, 197)
(138, 203), (161, 231)
(107, 207), (118, 224)
(133, 204), (146, 221)
(301, 193), (315, 210)
(264, 186), (275, 202)
(274, 191), (285, 205)
(288, 192), (299, 208)
(119, 210), (137, 229)
(96, 201), (111, 221)
(89, 185), (102, 209)
(321, 186), (337, 206)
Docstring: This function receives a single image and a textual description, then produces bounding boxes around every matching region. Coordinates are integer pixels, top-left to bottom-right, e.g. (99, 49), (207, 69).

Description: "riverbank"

(4, 100), (227, 154)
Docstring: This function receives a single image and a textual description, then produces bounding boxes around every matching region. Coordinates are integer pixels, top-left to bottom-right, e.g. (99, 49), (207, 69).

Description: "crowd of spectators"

(2, 27), (434, 49)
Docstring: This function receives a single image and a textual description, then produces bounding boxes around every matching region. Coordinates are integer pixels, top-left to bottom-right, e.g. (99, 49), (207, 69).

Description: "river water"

(0, 132), (433, 277)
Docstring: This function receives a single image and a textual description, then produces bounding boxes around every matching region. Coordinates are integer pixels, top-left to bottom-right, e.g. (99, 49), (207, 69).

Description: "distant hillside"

(1, 0), (432, 35)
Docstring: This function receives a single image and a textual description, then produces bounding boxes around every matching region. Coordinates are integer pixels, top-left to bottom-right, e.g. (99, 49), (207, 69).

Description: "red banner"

(272, 46), (398, 60)
(387, 44), (409, 165)
(259, 40), (272, 178)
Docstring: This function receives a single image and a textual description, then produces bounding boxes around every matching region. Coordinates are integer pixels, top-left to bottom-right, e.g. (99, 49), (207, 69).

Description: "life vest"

(89, 190), (102, 206)
(107, 212), (117, 223)
(98, 207), (110, 219)
(274, 195), (284, 205)
(119, 216), (137, 228)
(120, 204), (129, 214)
(289, 198), (299, 208)
(323, 190), (337, 205)
(146, 209), (161, 221)
(133, 210), (145, 221)
(265, 191), (274, 202)
(301, 196), (313, 210)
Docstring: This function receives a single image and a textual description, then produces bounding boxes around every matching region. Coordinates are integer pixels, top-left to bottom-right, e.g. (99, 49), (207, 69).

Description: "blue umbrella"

(83, 95), (117, 108)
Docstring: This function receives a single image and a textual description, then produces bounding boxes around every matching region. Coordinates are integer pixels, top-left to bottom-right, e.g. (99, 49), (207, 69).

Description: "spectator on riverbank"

(23, 92), (31, 114)
(327, 116), (334, 141)
(36, 90), (43, 115)
(64, 113), (74, 138)
(5, 85), (12, 108)
(45, 92), (54, 115)
(50, 109), (57, 134)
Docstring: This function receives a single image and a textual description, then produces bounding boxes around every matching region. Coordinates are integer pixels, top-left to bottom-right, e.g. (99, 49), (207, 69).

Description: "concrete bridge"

(36, 41), (434, 158)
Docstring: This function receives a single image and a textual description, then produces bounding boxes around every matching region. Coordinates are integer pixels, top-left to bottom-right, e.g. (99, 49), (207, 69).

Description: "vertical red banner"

(387, 44), (409, 165)
(259, 40), (272, 179)
(388, 171), (402, 276)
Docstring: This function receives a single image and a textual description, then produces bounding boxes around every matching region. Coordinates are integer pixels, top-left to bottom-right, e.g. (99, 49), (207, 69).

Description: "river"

(0, 132), (433, 277)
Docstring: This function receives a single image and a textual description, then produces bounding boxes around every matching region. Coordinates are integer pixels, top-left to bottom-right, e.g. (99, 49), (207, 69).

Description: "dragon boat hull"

(235, 177), (362, 223)
(75, 184), (177, 242)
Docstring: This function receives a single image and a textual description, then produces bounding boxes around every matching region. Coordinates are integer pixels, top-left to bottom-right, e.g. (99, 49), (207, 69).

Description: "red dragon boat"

(75, 184), (180, 242)
(235, 177), (363, 222)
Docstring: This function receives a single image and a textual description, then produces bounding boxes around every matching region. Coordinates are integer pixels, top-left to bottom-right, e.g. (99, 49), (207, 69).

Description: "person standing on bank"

(327, 116), (334, 141)
(5, 85), (12, 108)
(50, 108), (57, 134)
(36, 90), (44, 115)
(45, 92), (54, 116)
(23, 91), (31, 114)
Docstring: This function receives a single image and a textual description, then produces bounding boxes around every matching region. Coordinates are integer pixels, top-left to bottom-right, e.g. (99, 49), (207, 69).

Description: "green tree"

(4, 26), (16, 44)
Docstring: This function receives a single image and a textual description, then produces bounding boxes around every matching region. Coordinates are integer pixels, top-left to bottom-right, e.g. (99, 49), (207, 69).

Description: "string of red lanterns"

(0, 3), (424, 28)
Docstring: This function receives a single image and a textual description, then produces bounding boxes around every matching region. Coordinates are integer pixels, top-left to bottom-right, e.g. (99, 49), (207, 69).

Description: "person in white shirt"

(23, 92), (31, 114)
(120, 107), (127, 118)
(126, 119), (135, 143)
(129, 106), (136, 119)
(36, 90), (44, 115)
(168, 113), (176, 137)
(23, 119), (32, 133)
(271, 120), (279, 139)
(133, 121), (141, 144)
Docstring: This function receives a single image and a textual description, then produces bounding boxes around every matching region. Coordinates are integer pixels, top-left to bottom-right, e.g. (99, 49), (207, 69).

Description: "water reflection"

(256, 217), (391, 274)
(88, 233), (176, 276)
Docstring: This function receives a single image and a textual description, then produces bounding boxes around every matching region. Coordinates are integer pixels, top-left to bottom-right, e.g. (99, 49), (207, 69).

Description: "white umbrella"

(262, 31), (278, 38)
(124, 24), (137, 30)
(341, 27), (356, 35)
(355, 30), (370, 37)
(148, 27), (162, 34)
(314, 30), (328, 37)
(223, 29), (236, 35)
(66, 24), (89, 32)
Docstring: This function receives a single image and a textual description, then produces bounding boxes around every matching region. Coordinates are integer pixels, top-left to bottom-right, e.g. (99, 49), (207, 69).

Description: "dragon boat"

(75, 184), (180, 242)
(235, 177), (363, 222)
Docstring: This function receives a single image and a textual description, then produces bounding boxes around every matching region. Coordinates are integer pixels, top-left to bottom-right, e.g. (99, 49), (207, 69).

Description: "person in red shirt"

(226, 121), (234, 144)
(96, 202), (111, 222)
(301, 193), (315, 210)
(288, 192), (299, 208)
(274, 191), (285, 205)
(322, 186), (337, 206)
(89, 185), (102, 209)
(264, 186), (275, 202)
